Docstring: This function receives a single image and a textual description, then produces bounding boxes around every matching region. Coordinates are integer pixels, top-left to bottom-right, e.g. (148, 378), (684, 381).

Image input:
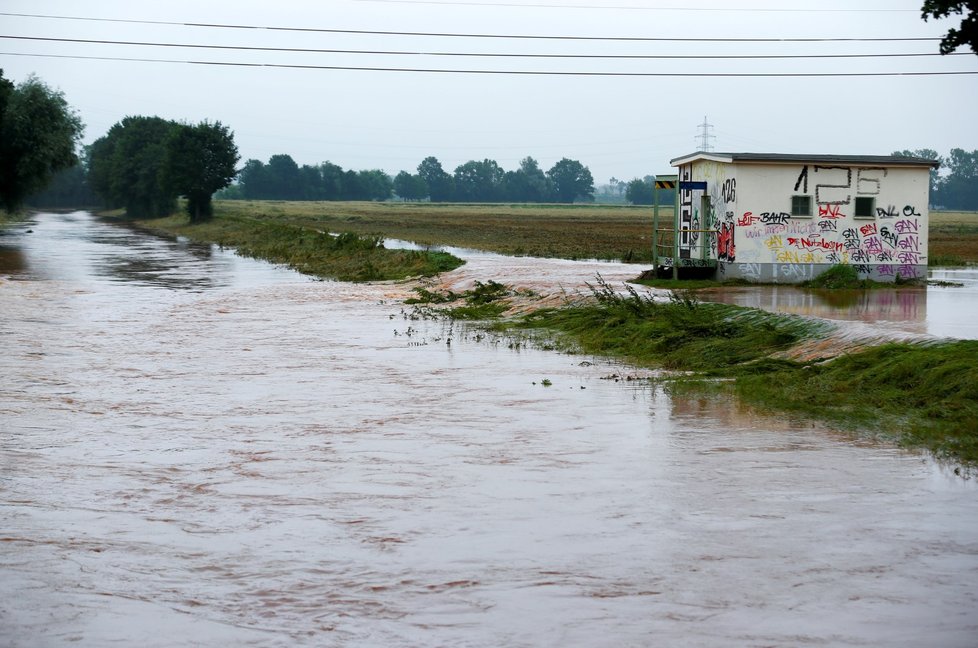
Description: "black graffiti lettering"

(721, 178), (736, 203)
(877, 204), (898, 219)
(759, 212), (791, 225)
(814, 166), (852, 206)
(793, 165), (809, 193)
(856, 167), (887, 195)
(903, 205), (921, 218)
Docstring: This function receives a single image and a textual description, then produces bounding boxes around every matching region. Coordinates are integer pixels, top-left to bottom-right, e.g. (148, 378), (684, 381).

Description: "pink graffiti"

(894, 219), (919, 234)
(863, 236), (883, 256)
(898, 236), (920, 252)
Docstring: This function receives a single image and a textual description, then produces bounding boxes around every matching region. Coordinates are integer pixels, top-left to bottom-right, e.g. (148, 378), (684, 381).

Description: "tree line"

(88, 116), (238, 222)
(893, 148), (978, 211)
(6, 70), (977, 214)
(225, 154), (598, 204)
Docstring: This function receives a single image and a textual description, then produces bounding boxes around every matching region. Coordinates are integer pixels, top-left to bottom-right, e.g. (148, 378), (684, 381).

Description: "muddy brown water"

(2, 212), (977, 647)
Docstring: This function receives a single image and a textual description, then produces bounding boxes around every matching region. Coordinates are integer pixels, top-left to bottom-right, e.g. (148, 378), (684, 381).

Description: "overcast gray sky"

(1, 0), (976, 186)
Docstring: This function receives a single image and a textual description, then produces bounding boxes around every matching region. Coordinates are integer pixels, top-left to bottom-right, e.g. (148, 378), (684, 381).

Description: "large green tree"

(162, 121), (239, 223)
(922, 0), (978, 54)
(0, 71), (84, 212)
(547, 158), (595, 203)
(88, 116), (180, 217)
(503, 156), (554, 202)
(357, 169), (394, 201)
(394, 171), (427, 201)
(454, 159), (505, 202)
(417, 156), (454, 202)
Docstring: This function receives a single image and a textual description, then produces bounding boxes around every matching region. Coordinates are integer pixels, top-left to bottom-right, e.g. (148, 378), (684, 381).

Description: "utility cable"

(0, 12), (942, 42)
(354, 0), (917, 11)
(0, 34), (964, 60)
(3, 51), (976, 76)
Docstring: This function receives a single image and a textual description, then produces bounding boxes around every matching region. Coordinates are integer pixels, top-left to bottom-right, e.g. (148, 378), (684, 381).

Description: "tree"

(88, 116), (179, 217)
(503, 156), (554, 202)
(299, 164), (323, 200)
(625, 178), (655, 205)
(319, 162), (345, 200)
(922, 0), (978, 54)
(239, 159), (269, 199)
(0, 71), (84, 212)
(394, 171), (427, 201)
(547, 158), (594, 203)
(162, 121), (239, 223)
(357, 169), (393, 201)
(265, 154), (301, 200)
(454, 159), (504, 202)
(417, 156), (454, 202)
(940, 148), (978, 209)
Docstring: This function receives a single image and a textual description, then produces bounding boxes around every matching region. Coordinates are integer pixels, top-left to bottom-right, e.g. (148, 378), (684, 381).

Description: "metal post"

(673, 179), (680, 280)
(652, 182), (659, 270)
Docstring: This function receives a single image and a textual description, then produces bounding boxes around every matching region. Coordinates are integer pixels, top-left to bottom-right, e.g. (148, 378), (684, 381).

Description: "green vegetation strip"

(429, 278), (978, 465)
(134, 212), (463, 282)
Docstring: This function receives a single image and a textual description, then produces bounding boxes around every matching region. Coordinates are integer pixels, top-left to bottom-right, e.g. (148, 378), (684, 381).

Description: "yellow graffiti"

(775, 250), (823, 264)
(765, 235), (784, 250)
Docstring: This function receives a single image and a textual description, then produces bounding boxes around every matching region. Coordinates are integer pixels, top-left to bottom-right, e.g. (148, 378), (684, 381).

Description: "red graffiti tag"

(717, 222), (736, 261)
(737, 212), (758, 227)
(818, 204), (844, 219)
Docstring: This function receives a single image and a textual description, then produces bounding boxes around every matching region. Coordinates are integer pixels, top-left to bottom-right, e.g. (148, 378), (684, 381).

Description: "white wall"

(684, 160), (930, 282)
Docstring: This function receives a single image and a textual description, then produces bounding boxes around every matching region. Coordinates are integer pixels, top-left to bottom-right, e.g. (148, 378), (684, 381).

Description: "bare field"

(929, 210), (978, 264)
(214, 200), (667, 263)
(212, 201), (977, 266)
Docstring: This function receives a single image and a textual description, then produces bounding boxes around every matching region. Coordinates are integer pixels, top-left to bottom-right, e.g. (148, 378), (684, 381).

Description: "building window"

(854, 196), (875, 219)
(791, 195), (812, 217)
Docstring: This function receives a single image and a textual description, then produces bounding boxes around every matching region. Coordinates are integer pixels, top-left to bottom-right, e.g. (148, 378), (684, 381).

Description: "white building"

(661, 152), (939, 283)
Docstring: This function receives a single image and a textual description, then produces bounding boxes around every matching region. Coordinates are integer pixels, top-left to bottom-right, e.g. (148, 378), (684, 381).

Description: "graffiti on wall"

(728, 164), (924, 278)
(679, 164), (693, 259)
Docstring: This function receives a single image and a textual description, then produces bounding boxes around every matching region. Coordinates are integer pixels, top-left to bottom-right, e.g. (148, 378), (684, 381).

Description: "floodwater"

(696, 268), (978, 341)
(1, 212), (977, 648)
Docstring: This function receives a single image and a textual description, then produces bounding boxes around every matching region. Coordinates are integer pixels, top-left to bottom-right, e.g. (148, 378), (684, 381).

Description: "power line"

(354, 0), (917, 11)
(2, 34), (964, 60)
(4, 51), (976, 76)
(0, 12), (942, 43)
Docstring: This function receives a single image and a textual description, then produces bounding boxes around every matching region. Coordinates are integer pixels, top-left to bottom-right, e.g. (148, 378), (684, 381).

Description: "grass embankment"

(213, 199), (661, 263)
(134, 209), (463, 282)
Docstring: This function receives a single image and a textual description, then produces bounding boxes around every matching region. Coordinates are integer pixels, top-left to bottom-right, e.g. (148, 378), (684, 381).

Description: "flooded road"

(2, 212), (977, 647)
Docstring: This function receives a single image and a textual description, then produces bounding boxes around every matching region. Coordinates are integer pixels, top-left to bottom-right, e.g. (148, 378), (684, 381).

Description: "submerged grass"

(504, 277), (827, 372)
(133, 212), (463, 282)
(407, 280), (512, 319)
(473, 277), (978, 465)
(734, 342), (978, 463)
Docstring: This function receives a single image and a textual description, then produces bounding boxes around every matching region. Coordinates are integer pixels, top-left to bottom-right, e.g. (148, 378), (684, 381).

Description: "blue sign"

(679, 181), (707, 191)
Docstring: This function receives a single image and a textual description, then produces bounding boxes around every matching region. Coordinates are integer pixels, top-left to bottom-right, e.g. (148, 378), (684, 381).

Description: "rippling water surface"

(2, 212), (977, 647)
